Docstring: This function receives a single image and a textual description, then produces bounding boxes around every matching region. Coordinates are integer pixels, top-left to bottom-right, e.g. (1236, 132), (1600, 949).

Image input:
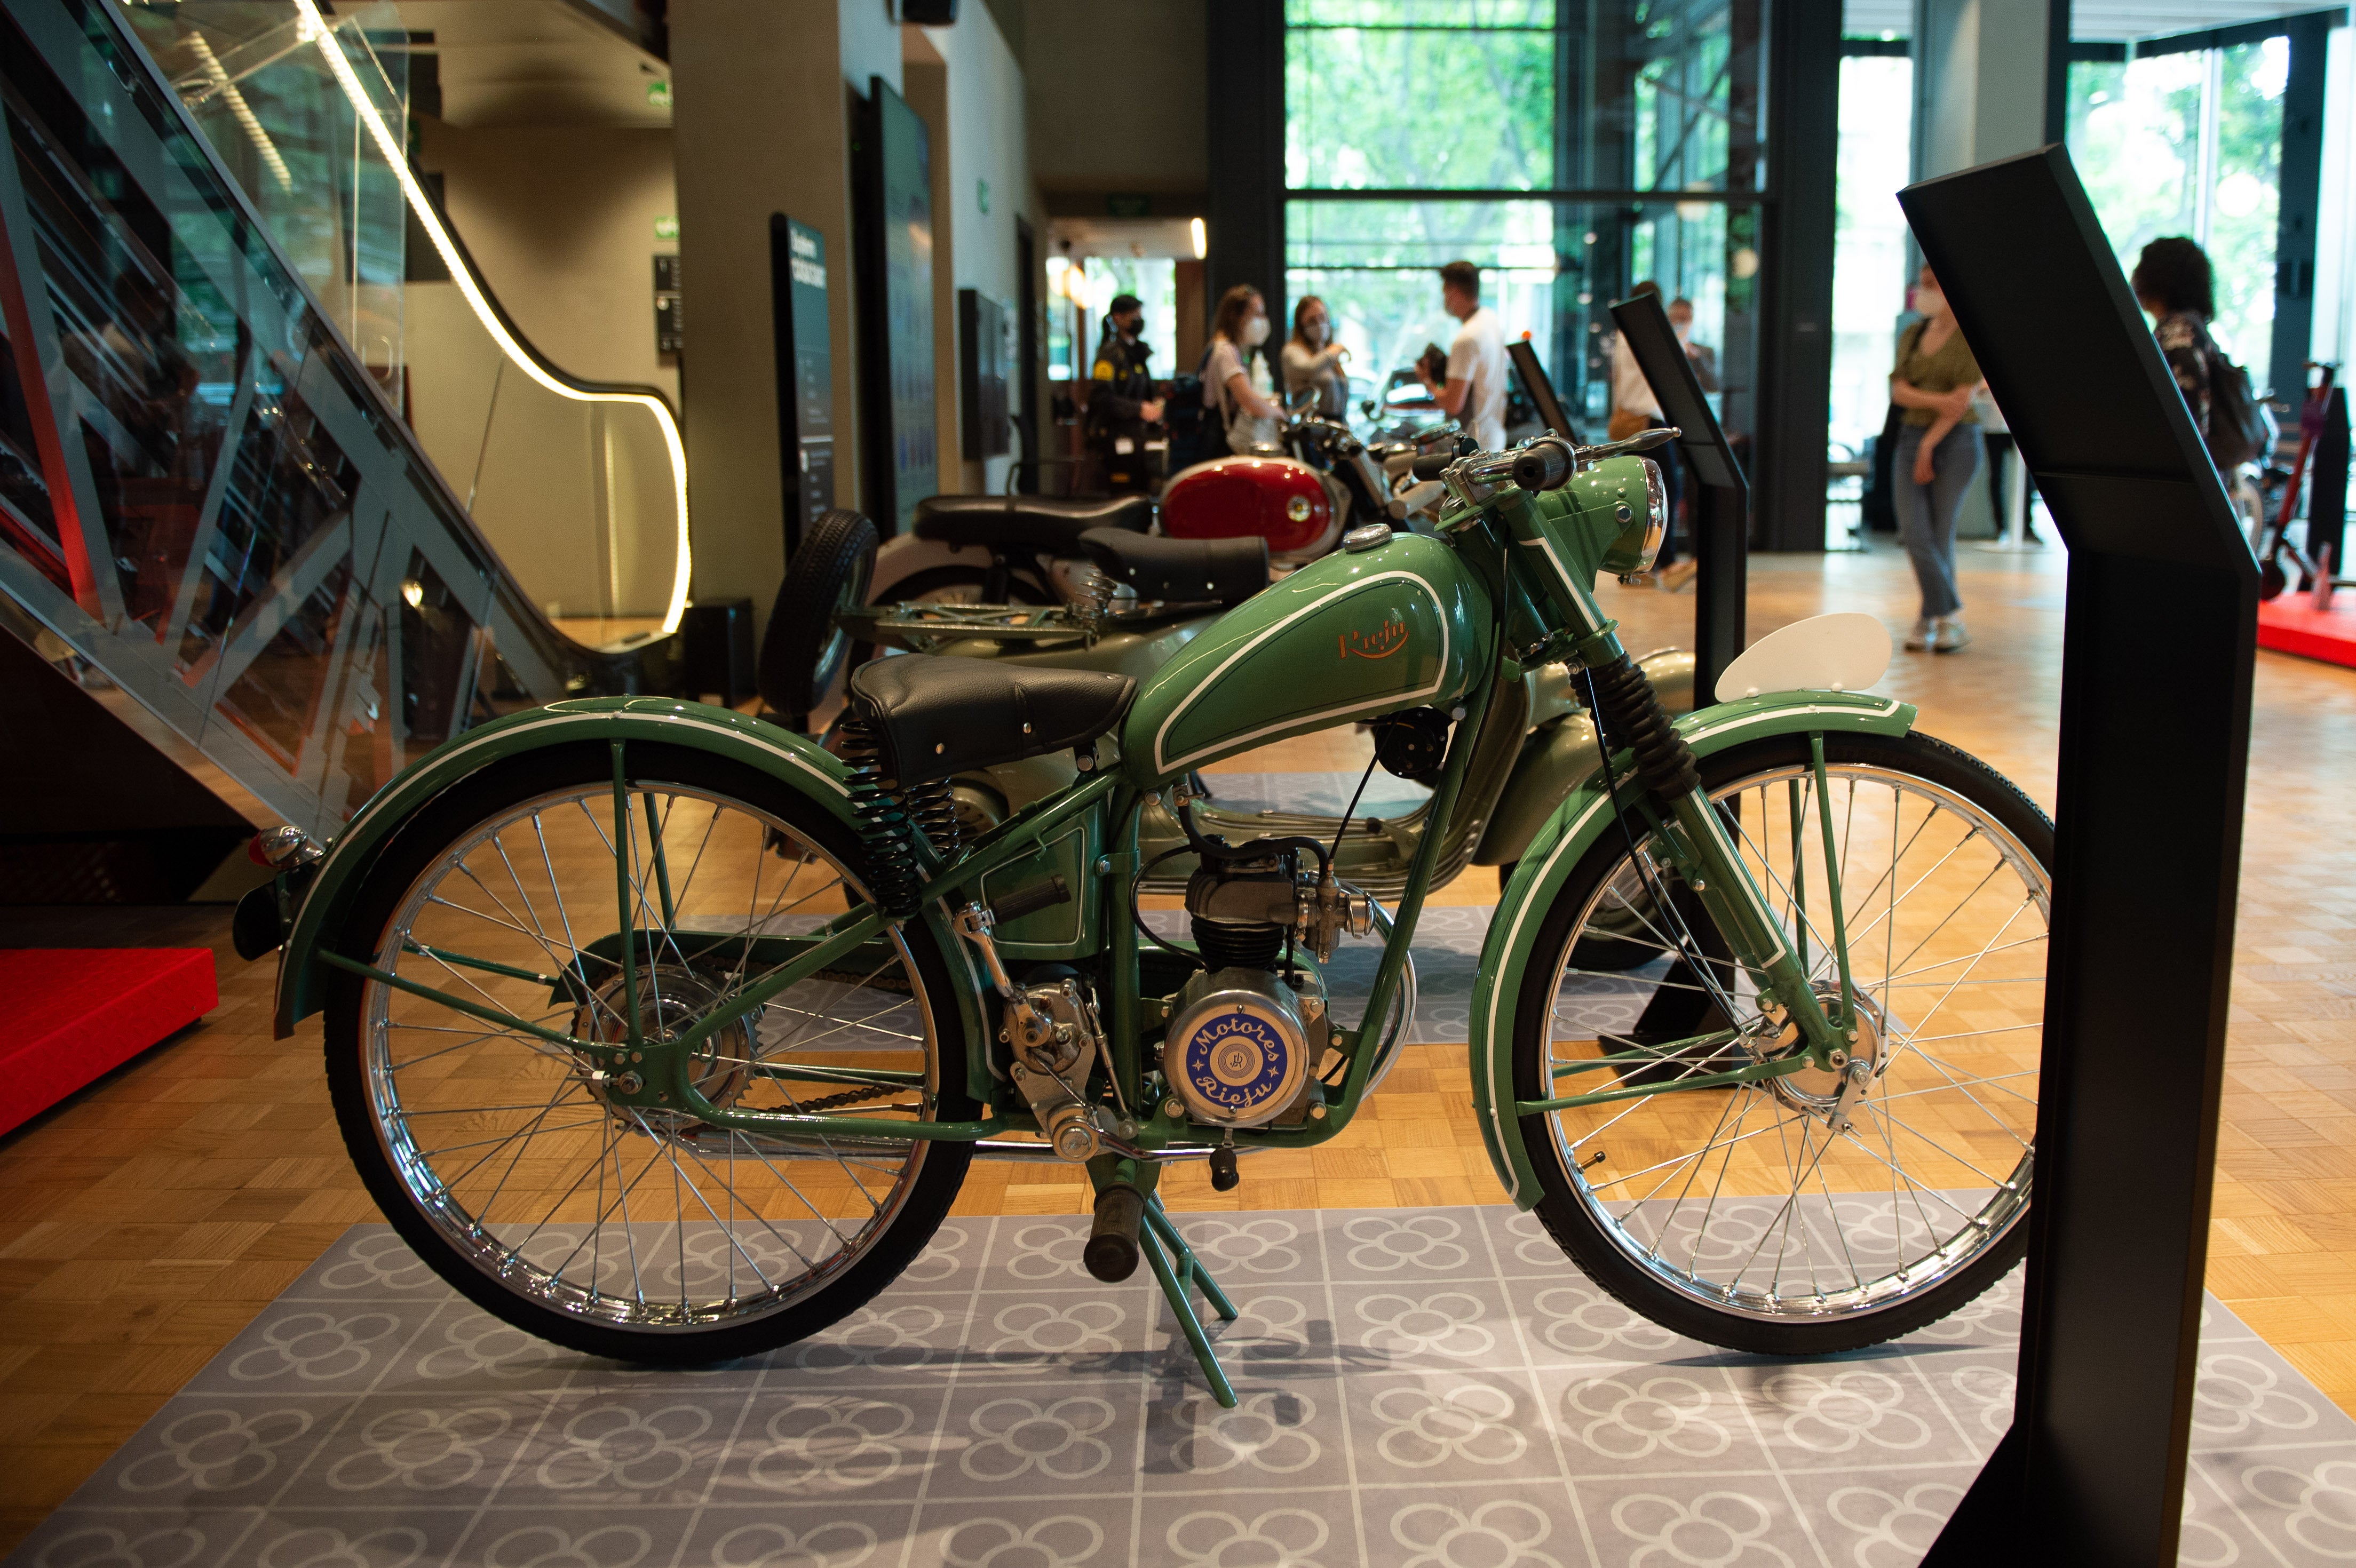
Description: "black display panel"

(771, 214), (834, 554)
(853, 77), (937, 536)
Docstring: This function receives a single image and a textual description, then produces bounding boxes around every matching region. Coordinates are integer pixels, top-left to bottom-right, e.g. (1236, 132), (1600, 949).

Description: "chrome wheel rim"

(360, 782), (940, 1334)
(1541, 762), (2046, 1325)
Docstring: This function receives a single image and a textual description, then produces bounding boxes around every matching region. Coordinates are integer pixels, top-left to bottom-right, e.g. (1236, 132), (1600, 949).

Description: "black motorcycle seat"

(847, 657), (1136, 787)
(912, 494), (1153, 550)
(1077, 529), (1267, 608)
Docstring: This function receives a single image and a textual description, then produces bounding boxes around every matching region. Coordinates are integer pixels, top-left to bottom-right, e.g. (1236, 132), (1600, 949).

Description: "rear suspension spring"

(836, 717), (924, 920)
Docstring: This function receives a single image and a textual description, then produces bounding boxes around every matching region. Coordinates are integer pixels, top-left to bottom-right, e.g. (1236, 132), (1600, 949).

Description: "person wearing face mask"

(1203, 284), (1286, 456)
(1667, 296), (1720, 392)
(1281, 295), (1351, 419)
(1889, 264), (1985, 654)
(1084, 292), (1165, 494)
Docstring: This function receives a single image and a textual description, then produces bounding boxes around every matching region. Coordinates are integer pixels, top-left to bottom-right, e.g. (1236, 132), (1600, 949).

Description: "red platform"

(0, 948), (216, 1137)
(2257, 595), (2356, 670)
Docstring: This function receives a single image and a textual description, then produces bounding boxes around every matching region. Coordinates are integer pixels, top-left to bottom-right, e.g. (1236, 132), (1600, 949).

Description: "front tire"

(1512, 729), (2052, 1355)
(323, 741), (975, 1365)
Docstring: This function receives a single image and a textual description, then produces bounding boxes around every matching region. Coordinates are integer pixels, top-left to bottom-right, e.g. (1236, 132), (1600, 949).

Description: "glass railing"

(119, 0), (690, 643)
(0, 0), (677, 838)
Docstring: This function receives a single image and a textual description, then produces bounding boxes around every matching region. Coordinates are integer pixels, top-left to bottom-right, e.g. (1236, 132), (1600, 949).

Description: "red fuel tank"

(1160, 457), (1344, 561)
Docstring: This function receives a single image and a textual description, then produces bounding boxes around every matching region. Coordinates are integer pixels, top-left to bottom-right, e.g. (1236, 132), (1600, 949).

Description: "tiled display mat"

(12, 1210), (2354, 1567)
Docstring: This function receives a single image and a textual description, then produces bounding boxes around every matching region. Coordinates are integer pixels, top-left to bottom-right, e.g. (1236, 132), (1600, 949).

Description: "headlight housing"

(1603, 456), (1669, 578)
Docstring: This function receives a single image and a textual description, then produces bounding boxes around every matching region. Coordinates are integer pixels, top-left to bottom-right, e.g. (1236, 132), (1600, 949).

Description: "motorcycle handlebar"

(1411, 453), (1454, 481)
(1452, 426), (1683, 494)
(1511, 438), (1575, 492)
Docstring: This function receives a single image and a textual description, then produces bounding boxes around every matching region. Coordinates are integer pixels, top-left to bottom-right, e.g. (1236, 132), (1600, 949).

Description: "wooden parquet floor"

(3, 540), (2354, 1547)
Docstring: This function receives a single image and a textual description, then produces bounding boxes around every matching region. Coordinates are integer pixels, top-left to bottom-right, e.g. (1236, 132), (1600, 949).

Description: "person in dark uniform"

(1084, 293), (1164, 494)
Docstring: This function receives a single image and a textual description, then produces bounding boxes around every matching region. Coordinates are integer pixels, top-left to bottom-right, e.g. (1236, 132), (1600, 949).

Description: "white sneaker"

(1905, 619), (1933, 651)
(1932, 617), (1971, 653)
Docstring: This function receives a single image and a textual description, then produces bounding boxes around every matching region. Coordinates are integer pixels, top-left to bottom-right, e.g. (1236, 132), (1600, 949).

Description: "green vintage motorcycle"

(272, 434), (2051, 1405)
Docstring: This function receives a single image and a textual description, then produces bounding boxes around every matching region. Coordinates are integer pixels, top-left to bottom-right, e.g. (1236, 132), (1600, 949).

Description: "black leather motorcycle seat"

(1077, 528), (1267, 608)
(911, 494), (1153, 550)
(847, 657), (1136, 787)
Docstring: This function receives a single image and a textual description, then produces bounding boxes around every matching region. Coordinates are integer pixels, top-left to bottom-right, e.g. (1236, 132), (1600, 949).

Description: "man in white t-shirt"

(1416, 259), (1508, 451)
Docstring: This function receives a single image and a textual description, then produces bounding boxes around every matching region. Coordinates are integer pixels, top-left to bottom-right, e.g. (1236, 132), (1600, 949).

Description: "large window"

(2069, 39), (2288, 372)
(1830, 53), (1913, 458)
(1283, 1), (1767, 438)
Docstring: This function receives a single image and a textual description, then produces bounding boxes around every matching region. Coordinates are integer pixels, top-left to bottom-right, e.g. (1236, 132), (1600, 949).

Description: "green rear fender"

(1466, 690), (1917, 1208)
(271, 699), (989, 1093)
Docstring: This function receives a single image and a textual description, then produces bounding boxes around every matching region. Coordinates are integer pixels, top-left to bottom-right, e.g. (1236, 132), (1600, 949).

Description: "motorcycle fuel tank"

(1161, 456), (1343, 559)
(1122, 530), (1494, 785)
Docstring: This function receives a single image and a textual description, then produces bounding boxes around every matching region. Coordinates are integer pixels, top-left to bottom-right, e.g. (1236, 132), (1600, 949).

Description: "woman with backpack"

(2132, 238), (2271, 527)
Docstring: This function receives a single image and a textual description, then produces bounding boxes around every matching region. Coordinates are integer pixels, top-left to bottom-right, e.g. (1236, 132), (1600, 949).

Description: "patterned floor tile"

(12, 1212), (2356, 1567)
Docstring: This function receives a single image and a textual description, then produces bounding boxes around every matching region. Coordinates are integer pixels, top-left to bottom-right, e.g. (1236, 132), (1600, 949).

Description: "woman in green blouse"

(1890, 265), (1986, 654)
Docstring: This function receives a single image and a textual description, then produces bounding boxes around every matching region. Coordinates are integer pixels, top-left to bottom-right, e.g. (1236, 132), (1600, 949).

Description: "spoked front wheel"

(323, 742), (974, 1364)
(1514, 730), (2052, 1355)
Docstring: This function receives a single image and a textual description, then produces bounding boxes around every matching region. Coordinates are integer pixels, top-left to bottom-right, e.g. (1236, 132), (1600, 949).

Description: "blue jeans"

(1892, 423), (1982, 620)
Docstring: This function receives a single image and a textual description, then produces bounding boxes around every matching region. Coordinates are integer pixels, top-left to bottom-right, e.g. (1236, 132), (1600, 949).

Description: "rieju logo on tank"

(1341, 614), (1409, 660)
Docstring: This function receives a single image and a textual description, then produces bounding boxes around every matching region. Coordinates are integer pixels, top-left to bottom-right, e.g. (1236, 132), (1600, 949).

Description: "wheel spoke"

(350, 774), (952, 1339)
(1532, 750), (2046, 1335)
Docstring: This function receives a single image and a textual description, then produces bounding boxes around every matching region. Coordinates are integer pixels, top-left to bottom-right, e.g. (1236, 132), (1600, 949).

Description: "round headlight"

(1631, 456), (1669, 574)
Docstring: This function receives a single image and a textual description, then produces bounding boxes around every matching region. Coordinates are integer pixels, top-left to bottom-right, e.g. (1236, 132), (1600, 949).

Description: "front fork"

(1497, 495), (1850, 1069)
(1654, 778), (1850, 1060)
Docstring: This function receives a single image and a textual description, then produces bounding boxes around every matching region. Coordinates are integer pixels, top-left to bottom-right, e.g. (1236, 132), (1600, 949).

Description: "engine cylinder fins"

(1585, 651), (1700, 801)
(1192, 918), (1286, 972)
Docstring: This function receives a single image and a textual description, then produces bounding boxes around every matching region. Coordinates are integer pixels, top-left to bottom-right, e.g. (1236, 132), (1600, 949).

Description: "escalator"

(0, 0), (684, 843)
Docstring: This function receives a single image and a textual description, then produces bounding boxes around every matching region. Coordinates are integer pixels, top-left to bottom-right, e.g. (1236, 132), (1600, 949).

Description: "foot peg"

(1208, 1143), (1241, 1192)
(1084, 1184), (1145, 1282)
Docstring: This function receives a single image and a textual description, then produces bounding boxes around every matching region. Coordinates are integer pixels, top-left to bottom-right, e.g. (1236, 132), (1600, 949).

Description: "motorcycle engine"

(1164, 855), (1347, 1128)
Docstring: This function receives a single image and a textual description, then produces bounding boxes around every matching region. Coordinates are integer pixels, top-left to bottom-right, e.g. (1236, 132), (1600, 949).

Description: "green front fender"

(271, 701), (987, 1083)
(1466, 690), (1917, 1208)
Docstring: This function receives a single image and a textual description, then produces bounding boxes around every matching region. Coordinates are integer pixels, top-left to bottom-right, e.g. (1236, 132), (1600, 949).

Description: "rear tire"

(1512, 729), (2052, 1356)
(324, 741), (975, 1365)
(760, 507), (878, 721)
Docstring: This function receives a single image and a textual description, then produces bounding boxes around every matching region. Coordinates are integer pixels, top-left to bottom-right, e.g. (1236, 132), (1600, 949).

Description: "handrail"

(291, 0), (694, 636)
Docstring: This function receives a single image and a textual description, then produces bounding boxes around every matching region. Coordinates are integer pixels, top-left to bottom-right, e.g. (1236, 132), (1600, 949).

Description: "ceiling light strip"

(292, 0), (693, 638)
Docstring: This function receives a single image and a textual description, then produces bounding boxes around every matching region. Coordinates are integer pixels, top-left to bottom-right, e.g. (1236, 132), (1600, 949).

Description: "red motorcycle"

(1159, 409), (1458, 564)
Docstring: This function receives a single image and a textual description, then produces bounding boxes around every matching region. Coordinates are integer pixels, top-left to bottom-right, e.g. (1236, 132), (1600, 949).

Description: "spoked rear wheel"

(323, 742), (974, 1364)
(1514, 730), (2051, 1355)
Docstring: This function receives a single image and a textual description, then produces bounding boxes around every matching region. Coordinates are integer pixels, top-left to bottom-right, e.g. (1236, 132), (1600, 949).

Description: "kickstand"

(1137, 1195), (1241, 1407)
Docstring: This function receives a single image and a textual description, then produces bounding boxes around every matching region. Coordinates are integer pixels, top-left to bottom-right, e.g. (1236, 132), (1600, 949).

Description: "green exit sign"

(654, 217), (679, 241)
(647, 80), (672, 109)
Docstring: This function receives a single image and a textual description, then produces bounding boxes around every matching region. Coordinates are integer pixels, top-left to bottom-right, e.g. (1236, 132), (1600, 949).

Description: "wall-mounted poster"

(853, 76), (936, 537)
(770, 215), (833, 555)
(959, 289), (1009, 460)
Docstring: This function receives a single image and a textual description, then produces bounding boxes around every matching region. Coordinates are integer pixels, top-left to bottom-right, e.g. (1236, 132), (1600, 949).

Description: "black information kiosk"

(1903, 145), (2259, 1566)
